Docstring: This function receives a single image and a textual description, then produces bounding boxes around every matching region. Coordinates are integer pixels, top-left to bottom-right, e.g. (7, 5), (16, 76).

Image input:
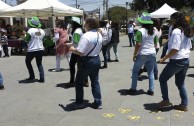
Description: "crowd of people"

(0, 10), (194, 112)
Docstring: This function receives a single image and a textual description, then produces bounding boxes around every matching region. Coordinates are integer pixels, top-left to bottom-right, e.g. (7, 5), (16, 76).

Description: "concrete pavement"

(0, 35), (194, 126)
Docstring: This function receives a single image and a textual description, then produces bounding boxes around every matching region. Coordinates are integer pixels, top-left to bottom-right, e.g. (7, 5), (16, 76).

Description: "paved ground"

(0, 35), (194, 126)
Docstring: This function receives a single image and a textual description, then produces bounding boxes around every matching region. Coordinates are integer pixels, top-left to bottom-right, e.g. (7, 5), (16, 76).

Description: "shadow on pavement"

(187, 74), (194, 78)
(56, 82), (75, 89)
(48, 68), (69, 72)
(58, 100), (90, 112)
(144, 103), (174, 112)
(18, 79), (38, 84)
(118, 89), (147, 96)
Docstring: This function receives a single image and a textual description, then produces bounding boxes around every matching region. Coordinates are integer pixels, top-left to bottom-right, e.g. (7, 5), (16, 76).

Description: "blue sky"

(5, 0), (133, 11)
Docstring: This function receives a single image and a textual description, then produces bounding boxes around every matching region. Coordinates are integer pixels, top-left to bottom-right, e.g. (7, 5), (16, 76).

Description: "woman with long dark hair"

(157, 12), (192, 111)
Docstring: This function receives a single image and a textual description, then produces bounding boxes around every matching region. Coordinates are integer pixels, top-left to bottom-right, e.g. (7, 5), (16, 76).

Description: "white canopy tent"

(150, 3), (177, 18)
(0, 0), (83, 17)
(0, 0), (83, 27)
(0, 0), (11, 10)
(0, 1), (13, 25)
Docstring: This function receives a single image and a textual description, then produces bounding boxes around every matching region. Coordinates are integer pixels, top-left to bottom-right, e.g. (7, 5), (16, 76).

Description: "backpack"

(98, 27), (112, 46)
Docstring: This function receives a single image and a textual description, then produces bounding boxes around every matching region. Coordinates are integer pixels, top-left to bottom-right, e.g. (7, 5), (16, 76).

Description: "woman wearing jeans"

(128, 12), (158, 96)
(157, 12), (192, 111)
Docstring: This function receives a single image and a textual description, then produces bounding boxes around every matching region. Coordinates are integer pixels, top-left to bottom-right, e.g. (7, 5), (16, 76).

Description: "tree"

(131, 0), (193, 12)
(108, 6), (136, 25)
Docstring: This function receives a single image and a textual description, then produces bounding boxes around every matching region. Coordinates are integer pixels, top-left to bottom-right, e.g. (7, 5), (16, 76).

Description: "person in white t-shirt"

(67, 18), (103, 110)
(24, 16), (45, 83)
(128, 20), (136, 47)
(128, 12), (158, 96)
(157, 12), (192, 111)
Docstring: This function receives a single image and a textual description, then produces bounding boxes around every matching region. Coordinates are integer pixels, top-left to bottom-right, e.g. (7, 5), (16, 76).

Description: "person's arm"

(159, 49), (178, 63)
(23, 33), (31, 43)
(133, 31), (142, 61)
(69, 46), (84, 56)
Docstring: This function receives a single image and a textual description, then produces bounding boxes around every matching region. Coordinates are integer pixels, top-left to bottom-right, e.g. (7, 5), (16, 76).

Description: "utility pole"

(106, 0), (109, 20)
(103, 0), (105, 18)
(76, 0), (78, 8)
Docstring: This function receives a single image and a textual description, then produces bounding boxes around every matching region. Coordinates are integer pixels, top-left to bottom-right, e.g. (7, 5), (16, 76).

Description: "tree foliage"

(131, 0), (193, 13)
(108, 6), (136, 24)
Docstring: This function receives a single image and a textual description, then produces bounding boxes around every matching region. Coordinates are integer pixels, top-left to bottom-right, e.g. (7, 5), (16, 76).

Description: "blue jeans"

(75, 56), (102, 105)
(25, 50), (44, 79)
(131, 54), (156, 91)
(0, 72), (3, 86)
(107, 43), (119, 60)
(128, 33), (135, 46)
(159, 58), (189, 106)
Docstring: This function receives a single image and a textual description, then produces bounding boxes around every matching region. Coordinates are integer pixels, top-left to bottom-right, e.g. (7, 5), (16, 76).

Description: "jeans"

(0, 72), (3, 86)
(25, 50), (44, 79)
(107, 43), (119, 60)
(159, 58), (189, 106)
(2, 45), (9, 56)
(131, 54), (156, 91)
(160, 42), (168, 58)
(75, 56), (102, 105)
(102, 45), (108, 66)
(128, 33), (135, 46)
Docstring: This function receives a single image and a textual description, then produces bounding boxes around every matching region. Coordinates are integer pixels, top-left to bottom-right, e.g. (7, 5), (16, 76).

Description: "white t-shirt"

(128, 24), (134, 34)
(77, 30), (102, 56)
(168, 28), (192, 59)
(27, 28), (45, 52)
(137, 28), (156, 55)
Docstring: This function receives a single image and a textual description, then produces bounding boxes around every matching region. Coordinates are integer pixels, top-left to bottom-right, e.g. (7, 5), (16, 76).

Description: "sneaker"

(91, 102), (102, 109)
(0, 85), (5, 90)
(174, 104), (188, 111)
(147, 90), (154, 96)
(100, 65), (107, 69)
(84, 81), (89, 87)
(157, 100), (172, 108)
(114, 59), (119, 62)
(128, 88), (137, 95)
(154, 74), (158, 80)
(68, 102), (86, 109)
(38, 79), (45, 83)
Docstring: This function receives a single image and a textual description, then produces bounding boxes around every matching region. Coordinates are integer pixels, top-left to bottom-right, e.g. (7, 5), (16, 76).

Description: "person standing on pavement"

(52, 21), (70, 72)
(68, 19), (89, 87)
(0, 72), (4, 90)
(128, 12), (158, 96)
(67, 18), (103, 109)
(157, 12), (192, 111)
(128, 20), (136, 47)
(24, 16), (45, 83)
(99, 20), (112, 68)
(0, 29), (9, 57)
(107, 21), (120, 62)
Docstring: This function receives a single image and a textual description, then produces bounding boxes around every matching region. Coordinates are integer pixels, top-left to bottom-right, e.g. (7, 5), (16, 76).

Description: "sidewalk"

(0, 35), (194, 126)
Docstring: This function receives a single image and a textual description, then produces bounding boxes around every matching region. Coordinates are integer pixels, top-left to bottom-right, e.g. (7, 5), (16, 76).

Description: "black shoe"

(100, 65), (107, 69)
(38, 79), (45, 83)
(84, 81), (89, 87)
(154, 74), (158, 80)
(26, 77), (35, 81)
(147, 90), (154, 96)
(0, 85), (5, 90)
(138, 69), (144, 76)
(114, 59), (119, 62)
(128, 88), (137, 95)
(91, 102), (102, 109)
(107, 59), (111, 62)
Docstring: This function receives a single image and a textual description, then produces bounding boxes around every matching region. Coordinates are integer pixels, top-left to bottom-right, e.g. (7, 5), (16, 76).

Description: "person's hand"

(159, 57), (166, 63)
(133, 55), (137, 62)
